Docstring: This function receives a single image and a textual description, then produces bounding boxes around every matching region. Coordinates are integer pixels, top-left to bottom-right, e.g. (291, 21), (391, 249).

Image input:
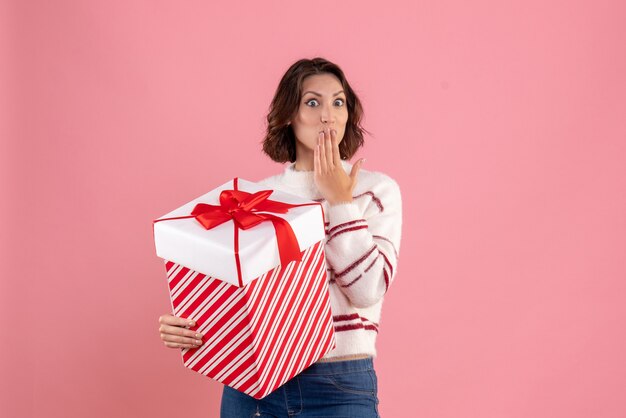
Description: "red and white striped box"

(153, 178), (336, 399)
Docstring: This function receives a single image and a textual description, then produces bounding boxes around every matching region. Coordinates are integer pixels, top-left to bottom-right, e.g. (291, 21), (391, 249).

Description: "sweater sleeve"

(323, 175), (402, 308)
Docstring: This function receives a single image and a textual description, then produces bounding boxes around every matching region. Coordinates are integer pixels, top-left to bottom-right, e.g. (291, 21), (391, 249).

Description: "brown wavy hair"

(261, 57), (370, 163)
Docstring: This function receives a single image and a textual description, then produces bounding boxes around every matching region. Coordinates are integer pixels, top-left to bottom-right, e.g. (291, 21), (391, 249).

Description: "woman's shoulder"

(255, 172), (282, 187)
(355, 165), (401, 197)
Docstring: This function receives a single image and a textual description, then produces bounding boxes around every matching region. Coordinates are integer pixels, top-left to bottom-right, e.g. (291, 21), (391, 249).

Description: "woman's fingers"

(158, 314), (203, 349)
(330, 129), (341, 164)
(318, 131), (327, 172)
(163, 340), (201, 349)
(324, 128), (334, 168)
(160, 323), (203, 340)
(314, 136), (320, 175)
(159, 313), (194, 328)
(161, 330), (204, 348)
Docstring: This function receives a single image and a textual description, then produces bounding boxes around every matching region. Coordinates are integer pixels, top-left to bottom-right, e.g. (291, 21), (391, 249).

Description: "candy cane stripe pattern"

(164, 240), (335, 399)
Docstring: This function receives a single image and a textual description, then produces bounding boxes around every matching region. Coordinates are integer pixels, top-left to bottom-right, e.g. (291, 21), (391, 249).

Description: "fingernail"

(189, 321), (195, 326)
(196, 333), (203, 339)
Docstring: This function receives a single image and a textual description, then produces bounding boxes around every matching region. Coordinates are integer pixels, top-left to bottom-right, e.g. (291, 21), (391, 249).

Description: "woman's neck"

(294, 142), (314, 171)
(294, 160), (313, 171)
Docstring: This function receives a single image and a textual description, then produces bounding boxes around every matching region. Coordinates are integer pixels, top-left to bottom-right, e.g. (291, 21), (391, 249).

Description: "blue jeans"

(220, 357), (380, 417)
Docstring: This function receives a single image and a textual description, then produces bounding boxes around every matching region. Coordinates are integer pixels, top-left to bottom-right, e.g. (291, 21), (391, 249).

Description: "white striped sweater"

(257, 159), (403, 360)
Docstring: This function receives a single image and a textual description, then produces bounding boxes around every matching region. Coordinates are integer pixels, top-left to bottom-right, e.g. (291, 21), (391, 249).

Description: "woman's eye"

(305, 98), (345, 107)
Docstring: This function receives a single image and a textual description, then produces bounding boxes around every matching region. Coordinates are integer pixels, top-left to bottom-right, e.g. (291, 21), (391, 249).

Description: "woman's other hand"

(158, 313), (204, 349)
(314, 127), (364, 205)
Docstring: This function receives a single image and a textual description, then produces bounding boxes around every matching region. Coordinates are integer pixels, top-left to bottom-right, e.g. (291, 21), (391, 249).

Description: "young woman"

(158, 57), (403, 417)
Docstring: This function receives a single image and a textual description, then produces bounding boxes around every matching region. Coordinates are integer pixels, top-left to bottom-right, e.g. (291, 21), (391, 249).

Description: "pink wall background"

(2, 1), (625, 417)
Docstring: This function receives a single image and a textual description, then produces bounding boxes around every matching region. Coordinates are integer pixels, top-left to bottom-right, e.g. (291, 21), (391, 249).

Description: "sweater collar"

(281, 159), (353, 189)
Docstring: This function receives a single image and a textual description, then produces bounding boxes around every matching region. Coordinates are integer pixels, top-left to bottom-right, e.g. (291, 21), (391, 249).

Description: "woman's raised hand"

(158, 313), (204, 349)
(314, 127), (364, 205)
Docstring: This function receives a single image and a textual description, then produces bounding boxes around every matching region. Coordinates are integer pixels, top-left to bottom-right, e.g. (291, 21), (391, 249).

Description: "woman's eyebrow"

(302, 90), (345, 97)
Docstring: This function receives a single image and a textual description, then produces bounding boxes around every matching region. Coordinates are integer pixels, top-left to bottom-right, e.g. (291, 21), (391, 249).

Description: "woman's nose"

(321, 108), (334, 124)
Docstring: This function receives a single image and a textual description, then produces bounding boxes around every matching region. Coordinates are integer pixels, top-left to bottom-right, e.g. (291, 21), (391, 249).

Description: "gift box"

(152, 177), (336, 399)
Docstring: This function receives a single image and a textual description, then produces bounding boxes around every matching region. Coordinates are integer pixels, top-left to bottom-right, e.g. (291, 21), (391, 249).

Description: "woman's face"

(290, 73), (349, 156)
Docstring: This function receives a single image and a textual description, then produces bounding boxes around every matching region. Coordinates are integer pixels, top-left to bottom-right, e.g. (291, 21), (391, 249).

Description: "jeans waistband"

(299, 357), (374, 376)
